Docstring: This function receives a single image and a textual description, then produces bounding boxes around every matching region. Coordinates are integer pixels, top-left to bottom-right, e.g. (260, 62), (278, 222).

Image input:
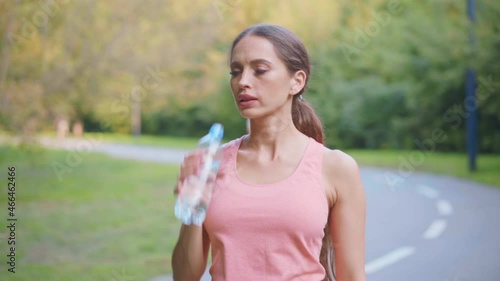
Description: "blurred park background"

(0, 0), (499, 280)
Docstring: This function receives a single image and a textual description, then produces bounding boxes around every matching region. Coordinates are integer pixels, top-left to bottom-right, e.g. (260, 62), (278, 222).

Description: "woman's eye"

(229, 70), (241, 77)
(230, 68), (267, 77)
(255, 69), (267, 75)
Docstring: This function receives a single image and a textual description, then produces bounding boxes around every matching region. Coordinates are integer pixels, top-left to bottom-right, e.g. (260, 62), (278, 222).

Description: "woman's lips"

(238, 94), (258, 107)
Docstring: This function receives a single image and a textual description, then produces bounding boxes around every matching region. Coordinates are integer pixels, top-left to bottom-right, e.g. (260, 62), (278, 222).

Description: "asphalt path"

(40, 137), (500, 281)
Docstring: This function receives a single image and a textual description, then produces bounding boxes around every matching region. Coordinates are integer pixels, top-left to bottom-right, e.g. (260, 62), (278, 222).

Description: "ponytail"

(291, 95), (324, 144)
(292, 94), (334, 281)
(320, 222), (335, 280)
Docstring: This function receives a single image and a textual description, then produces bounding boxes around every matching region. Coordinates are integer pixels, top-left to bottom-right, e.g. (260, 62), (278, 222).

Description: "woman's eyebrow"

(250, 58), (273, 65)
(230, 59), (273, 68)
(230, 61), (242, 68)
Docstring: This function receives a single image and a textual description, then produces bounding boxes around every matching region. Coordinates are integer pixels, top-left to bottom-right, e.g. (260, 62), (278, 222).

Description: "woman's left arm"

(324, 150), (366, 281)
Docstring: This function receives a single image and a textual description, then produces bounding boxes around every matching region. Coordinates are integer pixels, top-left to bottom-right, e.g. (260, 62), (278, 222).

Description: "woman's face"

(229, 35), (300, 119)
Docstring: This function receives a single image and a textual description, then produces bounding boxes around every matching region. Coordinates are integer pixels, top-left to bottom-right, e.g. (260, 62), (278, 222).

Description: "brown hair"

(230, 24), (334, 280)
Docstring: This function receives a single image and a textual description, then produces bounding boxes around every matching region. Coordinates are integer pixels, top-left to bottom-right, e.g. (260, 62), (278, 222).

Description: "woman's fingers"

(174, 177), (180, 195)
(175, 150), (205, 195)
(179, 151), (204, 180)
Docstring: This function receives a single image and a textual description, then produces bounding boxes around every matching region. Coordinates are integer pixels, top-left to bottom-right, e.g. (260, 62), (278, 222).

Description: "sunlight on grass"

(0, 146), (181, 280)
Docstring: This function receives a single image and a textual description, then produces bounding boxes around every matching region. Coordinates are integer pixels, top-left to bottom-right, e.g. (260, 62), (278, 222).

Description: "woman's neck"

(244, 115), (307, 161)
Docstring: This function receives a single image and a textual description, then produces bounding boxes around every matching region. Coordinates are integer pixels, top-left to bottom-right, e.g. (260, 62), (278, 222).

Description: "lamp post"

(466, 0), (477, 171)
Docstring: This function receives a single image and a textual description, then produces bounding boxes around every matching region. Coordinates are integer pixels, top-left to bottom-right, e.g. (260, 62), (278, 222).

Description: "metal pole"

(466, 0), (477, 171)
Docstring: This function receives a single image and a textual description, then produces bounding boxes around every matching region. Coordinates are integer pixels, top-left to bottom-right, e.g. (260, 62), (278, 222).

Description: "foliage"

(0, 0), (499, 152)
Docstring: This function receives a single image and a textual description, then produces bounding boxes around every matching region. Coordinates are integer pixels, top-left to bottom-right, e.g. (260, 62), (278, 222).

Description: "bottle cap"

(208, 123), (224, 143)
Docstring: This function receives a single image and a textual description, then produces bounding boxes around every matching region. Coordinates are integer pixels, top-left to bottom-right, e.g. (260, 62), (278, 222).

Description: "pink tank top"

(204, 136), (330, 280)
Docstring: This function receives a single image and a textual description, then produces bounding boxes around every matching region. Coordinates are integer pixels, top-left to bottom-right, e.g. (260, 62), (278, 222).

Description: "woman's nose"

(238, 69), (251, 89)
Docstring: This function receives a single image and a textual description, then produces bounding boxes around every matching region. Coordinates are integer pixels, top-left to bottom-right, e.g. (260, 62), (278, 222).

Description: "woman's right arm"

(172, 223), (210, 280)
(171, 152), (211, 280)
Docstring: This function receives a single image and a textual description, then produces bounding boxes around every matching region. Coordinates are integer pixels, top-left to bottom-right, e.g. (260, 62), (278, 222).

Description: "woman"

(172, 24), (366, 281)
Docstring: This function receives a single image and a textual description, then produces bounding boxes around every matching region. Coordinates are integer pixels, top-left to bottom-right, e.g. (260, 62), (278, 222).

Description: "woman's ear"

(291, 70), (307, 95)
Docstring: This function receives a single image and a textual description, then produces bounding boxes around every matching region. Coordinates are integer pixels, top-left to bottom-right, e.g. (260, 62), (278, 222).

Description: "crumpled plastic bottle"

(174, 123), (224, 225)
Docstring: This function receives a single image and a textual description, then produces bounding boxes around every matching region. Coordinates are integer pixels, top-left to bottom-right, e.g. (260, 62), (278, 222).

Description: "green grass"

(83, 132), (200, 150)
(0, 145), (180, 281)
(346, 149), (500, 187)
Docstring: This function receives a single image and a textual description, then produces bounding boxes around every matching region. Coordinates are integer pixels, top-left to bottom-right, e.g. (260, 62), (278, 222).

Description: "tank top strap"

(214, 136), (244, 188)
(222, 136), (244, 167)
(295, 138), (325, 187)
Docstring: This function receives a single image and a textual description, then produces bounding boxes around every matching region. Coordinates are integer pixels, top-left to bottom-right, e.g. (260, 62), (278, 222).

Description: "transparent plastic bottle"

(174, 123), (224, 225)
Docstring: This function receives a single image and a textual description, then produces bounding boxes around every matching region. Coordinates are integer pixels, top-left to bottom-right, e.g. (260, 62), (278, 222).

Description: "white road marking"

(365, 246), (416, 274)
(423, 219), (447, 239)
(363, 184), (454, 275)
(437, 199), (453, 216)
(416, 184), (439, 199)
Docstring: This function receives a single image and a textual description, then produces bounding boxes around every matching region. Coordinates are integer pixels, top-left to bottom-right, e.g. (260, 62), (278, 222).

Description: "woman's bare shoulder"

(322, 148), (363, 202)
(323, 148), (360, 174)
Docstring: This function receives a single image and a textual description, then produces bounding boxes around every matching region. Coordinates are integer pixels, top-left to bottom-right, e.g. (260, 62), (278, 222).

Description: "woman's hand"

(174, 150), (204, 196)
(174, 150), (218, 206)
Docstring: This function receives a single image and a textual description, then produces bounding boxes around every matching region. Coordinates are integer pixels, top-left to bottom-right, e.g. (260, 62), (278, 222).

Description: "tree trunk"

(131, 98), (141, 136)
(0, 1), (17, 111)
